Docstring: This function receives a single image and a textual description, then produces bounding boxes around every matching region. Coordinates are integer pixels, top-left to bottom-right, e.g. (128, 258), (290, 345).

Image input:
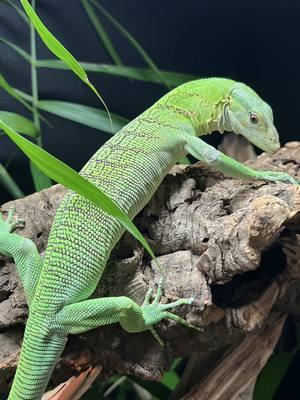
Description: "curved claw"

(150, 327), (164, 347)
(153, 276), (165, 305)
(142, 287), (153, 306)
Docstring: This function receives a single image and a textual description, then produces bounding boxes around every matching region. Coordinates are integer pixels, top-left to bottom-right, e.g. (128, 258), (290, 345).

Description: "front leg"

(184, 135), (299, 184)
(51, 280), (200, 346)
(0, 208), (43, 306)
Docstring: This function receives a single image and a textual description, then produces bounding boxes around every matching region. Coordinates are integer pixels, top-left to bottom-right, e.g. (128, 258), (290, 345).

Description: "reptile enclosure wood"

(0, 142), (300, 399)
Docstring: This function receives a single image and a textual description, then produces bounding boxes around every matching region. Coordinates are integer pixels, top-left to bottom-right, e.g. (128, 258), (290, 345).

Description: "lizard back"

(34, 105), (186, 312)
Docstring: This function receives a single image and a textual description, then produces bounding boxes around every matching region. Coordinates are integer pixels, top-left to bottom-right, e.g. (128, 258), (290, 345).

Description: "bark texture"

(1, 142), (300, 395)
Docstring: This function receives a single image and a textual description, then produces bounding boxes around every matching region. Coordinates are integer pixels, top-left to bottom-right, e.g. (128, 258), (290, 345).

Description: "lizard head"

(222, 82), (280, 153)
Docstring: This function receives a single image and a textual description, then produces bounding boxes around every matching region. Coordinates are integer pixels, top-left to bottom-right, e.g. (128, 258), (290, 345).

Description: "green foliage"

(0, 111), (38, 137)
(28, 0), (52, 191)
(81, 0), (122, 66)
(0, 163), (24, 199)
(0, 0), (29, 24)
(20, 0), (111, 121)
(0, 0), (194, 198)
(0, 36), (32, 62)
(82, 0), (171, 89)
(36, 101), (128, 133)
(81, 358), (184, 399)
(36, 60), (197, 86)
(0, 73), (33, 112)
(254, 340), (300, 400)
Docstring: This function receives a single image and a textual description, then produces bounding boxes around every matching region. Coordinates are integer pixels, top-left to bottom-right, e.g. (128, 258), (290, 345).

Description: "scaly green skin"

(1, 78), (298, 400)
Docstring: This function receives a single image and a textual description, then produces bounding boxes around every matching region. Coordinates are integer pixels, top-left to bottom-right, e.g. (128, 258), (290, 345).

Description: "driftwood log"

(0, 142), (300, 397)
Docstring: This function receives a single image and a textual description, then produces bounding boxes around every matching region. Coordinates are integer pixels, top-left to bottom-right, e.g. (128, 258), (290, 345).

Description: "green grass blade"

(0, 73), (33, 112)
(37, 100), (128, 133)
(81, 0), (122, 66)
(0, 74), (51, 135)
(254, 351), (294, 400)
(30, 161), (52, 191)
(0, 0), (29, 25)
(129, 376), (171, 400)
(0, 111), (38, 137)
(36, 60), (197, 86)
(14, 88), (33, 102)
(0, 119), (158, 262)
(0, 37), (32, 62)
(160, 358), (182, 390)
(20, 0), (90, 80)
(0, 163), (24, 199)
(90, 0), (171, 89)
(20, 0), (112, 129)
(11, 88), (52, 128)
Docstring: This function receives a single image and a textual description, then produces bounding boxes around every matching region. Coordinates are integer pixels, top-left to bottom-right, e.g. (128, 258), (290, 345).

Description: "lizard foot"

(141, 277), (202, 346)
(257, 170), (299, 185)
(0, 207), (25, 234)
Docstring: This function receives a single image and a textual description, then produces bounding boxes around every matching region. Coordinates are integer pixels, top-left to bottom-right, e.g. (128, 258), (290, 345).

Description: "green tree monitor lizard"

(1, 78), (298, 400)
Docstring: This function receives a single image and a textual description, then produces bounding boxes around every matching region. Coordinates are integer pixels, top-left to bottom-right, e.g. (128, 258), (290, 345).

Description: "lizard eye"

(249, 112), (259, 124)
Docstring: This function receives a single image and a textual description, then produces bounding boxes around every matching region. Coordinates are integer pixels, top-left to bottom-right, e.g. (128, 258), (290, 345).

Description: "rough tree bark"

(0, 142), (300, 398)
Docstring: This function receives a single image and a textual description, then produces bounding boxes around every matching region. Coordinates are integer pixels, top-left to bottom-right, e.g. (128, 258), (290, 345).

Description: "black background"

(0, 1), (300, 397)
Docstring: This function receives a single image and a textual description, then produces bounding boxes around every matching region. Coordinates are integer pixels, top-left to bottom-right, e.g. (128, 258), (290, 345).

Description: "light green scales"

(1, 78), (298, 400)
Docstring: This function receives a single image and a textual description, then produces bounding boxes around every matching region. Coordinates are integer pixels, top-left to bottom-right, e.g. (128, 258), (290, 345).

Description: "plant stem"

(29, 0), (51, 189)
(30, 0), (41, 144)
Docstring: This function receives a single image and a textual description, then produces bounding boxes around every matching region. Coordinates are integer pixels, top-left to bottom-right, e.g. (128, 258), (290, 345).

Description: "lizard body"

(1, 78), (297, 400)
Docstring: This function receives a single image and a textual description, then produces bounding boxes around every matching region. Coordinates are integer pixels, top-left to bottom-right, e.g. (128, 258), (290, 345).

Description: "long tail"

(8, 318), (67, 400)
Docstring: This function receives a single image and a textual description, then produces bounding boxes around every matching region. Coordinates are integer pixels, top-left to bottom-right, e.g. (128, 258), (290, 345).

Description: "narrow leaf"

(0, 37), (32, 62)
(20, 0), (112, 129)
(37, 100), (128, 133)
(30, 161), (52, 191)
(0, 163), (24, 199)
(81, 0), (122, 66)
(0, 111), (38, 137)
(160, 370), (180, 391)
(20, 0), (89, 81)
(0, 74), (33, 112)
(254, 351), (297, 400)
(90, 0), (171, 89)
(36, 60), (197, 86)
(0, 0), (29, 24)
(0, 119), (157, 262)
(14, 88), (33, 102)
(160, 358), (182, 390)
(0, 74), (51, 128)
(0, 111), (38, 138)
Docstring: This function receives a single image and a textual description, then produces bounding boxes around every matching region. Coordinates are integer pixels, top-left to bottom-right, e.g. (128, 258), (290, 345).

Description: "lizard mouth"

(239, 126), (280, 154)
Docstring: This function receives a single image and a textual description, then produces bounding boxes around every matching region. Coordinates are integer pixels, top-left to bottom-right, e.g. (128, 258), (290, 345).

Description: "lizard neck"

(156, 77), (235, 137)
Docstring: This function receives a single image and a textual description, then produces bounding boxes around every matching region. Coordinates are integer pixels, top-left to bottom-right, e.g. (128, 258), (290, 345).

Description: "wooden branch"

(0, 142), (300, 396)
(42, 366), (102, 400)
(179, 315), (287, 400)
